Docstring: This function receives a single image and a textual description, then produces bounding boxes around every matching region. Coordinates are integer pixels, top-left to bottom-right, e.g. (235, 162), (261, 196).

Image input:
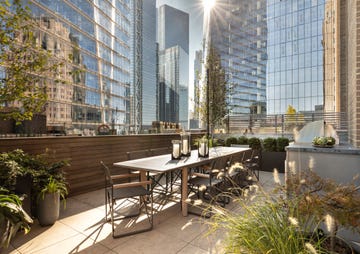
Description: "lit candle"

(173, 143), (180, 158)
(200, 143), (205, 156)
(182, 139), (188, 154)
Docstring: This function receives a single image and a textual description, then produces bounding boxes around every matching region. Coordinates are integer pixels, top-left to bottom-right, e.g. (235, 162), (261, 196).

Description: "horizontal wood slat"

(0, 133), (204, 196)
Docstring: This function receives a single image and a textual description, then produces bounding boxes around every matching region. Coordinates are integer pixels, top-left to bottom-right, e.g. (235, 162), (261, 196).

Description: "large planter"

(261, 151), (286, 173)
(37, 192), (60, 226)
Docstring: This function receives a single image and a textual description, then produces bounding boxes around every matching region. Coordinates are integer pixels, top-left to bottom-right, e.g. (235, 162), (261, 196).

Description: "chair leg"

(111, 194), (154, 238)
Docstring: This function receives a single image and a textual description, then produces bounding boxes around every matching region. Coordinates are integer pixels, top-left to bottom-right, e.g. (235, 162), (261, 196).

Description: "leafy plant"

(237, 136), (248, 145)
(225, 137), (237, 147)
(0, 187), (33, 249)
(207, 181), (327, 253)
(312, 136), (335, 147)
(247, 137), (261, 150)
(262, 137), (277, 152)
(38, 177), (68, 208)
(276, 137), (290, 152)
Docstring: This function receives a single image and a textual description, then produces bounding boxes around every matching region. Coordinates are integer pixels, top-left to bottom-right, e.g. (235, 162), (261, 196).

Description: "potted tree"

(261, 137), (289, 173)
(0, 188), (33, 249)
(36, 177), (68, 226)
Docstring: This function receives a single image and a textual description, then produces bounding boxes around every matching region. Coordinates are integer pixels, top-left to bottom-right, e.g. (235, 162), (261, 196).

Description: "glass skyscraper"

(157, 5), (189, 127)
(21, 0), (133, 134)
(210, 0), (267, 115)
(132, 0), (157, 130)
(266, 0), (326, 114)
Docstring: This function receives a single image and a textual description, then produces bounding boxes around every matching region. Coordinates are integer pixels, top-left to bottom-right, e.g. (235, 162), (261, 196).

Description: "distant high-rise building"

(210, 0), (267, 115)
(323, 0), (340, 113)
(158, 46), (188, 124)
(158, 5), (189, 54)
(157, 5), (189, 127)
(266, 0), (326, 114)
(190, 50), (202, 129)
(11, 0), (133, 134)
(132, 0), (157, 131)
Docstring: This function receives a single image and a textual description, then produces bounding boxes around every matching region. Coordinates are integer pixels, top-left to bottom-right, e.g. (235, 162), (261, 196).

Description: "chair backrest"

(126, 149), (150, 160)
(100, 161), (113, 186)
(242, 149), (253, 163)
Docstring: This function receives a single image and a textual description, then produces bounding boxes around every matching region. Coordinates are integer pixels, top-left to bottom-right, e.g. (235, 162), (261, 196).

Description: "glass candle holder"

(181, 132), (191, 157)
(171, 140), (182, 160)
(198, 138), (209, 158)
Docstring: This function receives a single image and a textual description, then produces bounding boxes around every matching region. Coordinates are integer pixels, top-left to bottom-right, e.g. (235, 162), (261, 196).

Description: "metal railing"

(228, 112), (348, 141)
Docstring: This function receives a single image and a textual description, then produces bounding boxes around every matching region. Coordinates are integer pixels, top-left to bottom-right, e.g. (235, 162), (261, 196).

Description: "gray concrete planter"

(260, 151), (286, 173)
(37, 192), (60, 226)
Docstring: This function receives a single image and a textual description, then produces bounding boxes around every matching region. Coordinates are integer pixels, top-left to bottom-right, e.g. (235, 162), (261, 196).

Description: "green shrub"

(225, 137), (238, 147)
(237, 136), (248, 145)
(248, 137), (261, 150)
(262, 137), (277, 152)
(277, 137), (290, 152)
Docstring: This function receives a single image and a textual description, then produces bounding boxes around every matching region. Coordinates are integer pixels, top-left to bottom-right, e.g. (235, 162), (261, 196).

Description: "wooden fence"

(0, 133), (203, 196)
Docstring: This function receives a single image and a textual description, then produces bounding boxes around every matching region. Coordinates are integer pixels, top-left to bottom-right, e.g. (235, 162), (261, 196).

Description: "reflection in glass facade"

(139, 0), (157, 128)
(28, 0), (131, 133)
(158, 46), (189, 124)
(266, 0), (326, 114)
(210, 0), (267, 115)
(158, 5), (189, 127)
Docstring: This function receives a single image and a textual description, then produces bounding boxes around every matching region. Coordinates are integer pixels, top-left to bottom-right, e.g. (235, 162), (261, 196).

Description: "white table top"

(113, 146), (250, 172)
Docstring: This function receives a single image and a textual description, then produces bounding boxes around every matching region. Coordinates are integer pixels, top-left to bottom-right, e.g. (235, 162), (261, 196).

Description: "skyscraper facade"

(266, 0), (326, 114)
(132, 0), (157, 131)
(210, 0), (267, 115)
(18, 0), (133, 134)
(190, 50), (202, 129)
(157, 5), (189, 127)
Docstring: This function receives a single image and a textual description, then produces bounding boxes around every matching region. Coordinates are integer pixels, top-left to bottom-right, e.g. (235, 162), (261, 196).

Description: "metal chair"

(100, 161), (153, 238)
(187, 157), (230, 216)
(243, 149), (260, 181)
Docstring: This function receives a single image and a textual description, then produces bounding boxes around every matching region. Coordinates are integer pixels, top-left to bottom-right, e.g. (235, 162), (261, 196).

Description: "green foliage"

(0, 187), (33, 249)
(225, 137), (237, 147)
(312, 136), (335, 147)
(262, 137), (277, 152)
(237, 136), (248, 145)
(248, 137), (261, 150)
(0, 149), (69, 206)
(195, 45), (228, 133)
(276, 137), (290, 152)
(208, 184), (327, 254)
(0, 0), (63, 123)
(38, 177), (68, 208)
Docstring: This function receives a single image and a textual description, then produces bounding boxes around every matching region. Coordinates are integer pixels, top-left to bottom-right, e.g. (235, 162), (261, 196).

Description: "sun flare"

(203, 0), (216, 10)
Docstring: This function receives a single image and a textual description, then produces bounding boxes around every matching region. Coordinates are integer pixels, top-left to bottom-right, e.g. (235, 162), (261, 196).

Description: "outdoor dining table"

(113, 146), (251, 216)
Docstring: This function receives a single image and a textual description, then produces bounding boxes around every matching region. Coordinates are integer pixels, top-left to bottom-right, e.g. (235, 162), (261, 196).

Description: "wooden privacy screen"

(0, 133), (203, 196)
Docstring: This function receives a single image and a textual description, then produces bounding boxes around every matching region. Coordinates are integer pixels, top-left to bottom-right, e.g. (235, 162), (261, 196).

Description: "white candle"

(200, 143), (205, 156)
(173, 143), (180, 158)
(182, 139), (188, 154)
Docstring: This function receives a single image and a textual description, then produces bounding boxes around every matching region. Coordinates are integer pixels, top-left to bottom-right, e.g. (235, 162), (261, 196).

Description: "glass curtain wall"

(266, 0), (326, 114)
(29, 0), (131, 133)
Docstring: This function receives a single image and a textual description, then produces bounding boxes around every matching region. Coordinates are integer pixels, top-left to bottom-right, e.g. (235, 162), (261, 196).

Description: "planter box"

(260, 151), (286, 173)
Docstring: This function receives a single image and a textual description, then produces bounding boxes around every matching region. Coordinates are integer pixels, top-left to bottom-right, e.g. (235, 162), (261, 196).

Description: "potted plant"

(312, 136), (336, 148)
(36, 177), (68, 226)
(225, 136), (238, 147)
(0, 188), (33, 249)
(261, 137), (289, 173)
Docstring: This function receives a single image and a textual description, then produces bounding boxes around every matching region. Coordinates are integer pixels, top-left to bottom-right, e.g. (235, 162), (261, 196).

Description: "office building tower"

(20, 0), (133, 134)
(158, 46), (189, 124)
(209, 0), (267, 115)
(158, 5), (189, 54)
(323, 0), (340, 113)
(132, 0), (157, 132)
(157, 5), (189, 127)
(266, 0), (326, 114)
(339, 0), (360, 147)
(190, 50), (202, 129)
